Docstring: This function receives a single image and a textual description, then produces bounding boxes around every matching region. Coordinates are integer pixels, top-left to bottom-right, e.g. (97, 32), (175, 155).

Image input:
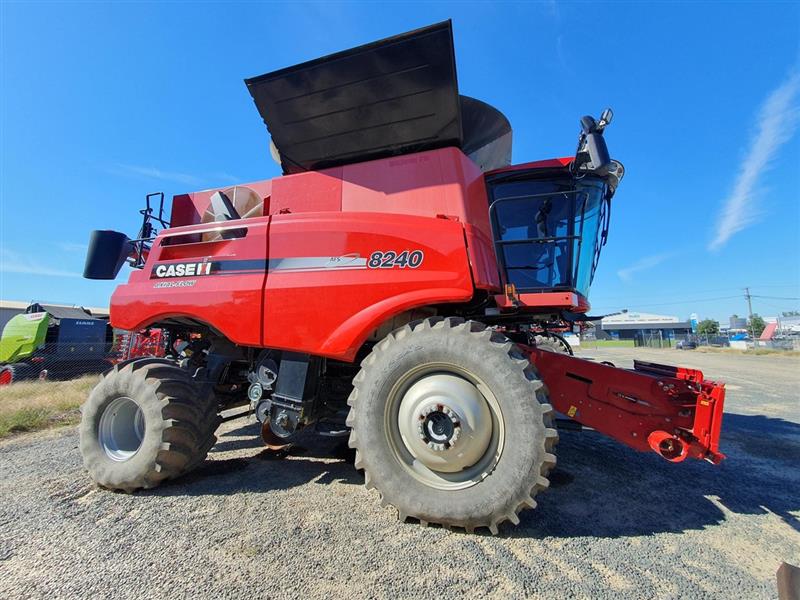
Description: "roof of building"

(759, 322), (778, 340)
(0, 300), (109, 317)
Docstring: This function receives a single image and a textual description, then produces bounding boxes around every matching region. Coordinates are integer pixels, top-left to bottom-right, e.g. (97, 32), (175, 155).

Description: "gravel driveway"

(1, 348), (798, 599)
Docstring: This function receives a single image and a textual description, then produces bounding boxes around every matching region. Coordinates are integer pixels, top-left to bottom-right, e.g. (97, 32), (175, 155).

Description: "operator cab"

(487, 172), (609, 298)
(485, 108), (623, 304)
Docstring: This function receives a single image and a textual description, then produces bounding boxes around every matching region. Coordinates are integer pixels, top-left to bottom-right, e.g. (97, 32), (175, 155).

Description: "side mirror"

(598, 108), (613, 129)
(83, 230), (133, 280)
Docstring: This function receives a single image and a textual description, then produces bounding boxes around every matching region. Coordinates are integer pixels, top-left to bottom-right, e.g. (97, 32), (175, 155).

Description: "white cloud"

(56, 242), (88, 253)
(108, 163), (204, 186)
(709, 70), (800, 251)
(107, 164), (241, 188)
(208, 172), (242, 185)
(617, 253), (673, 282)
(0, 248), (81, 278)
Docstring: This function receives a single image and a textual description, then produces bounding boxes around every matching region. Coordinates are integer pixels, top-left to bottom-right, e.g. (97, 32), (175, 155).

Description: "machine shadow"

(151, 413), (799, 540)
(512, 412), (800, 538)
(147, 420), (361, 498)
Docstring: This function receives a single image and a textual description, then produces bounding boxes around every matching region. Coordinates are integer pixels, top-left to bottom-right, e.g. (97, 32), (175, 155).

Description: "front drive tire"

(346, 317), (558, 534)
(80, 358), (220, 492)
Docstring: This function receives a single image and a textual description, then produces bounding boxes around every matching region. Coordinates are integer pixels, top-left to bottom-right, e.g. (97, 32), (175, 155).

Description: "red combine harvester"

(81, 22), (725, 533)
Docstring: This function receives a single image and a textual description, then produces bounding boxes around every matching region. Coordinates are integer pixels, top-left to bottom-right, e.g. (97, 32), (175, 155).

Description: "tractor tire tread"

(80, 359), (219, 492)
(346, 316), (558, 534)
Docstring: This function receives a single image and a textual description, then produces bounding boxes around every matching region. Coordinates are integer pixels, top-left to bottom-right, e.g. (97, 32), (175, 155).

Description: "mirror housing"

(574, 108), (616, 177)
(580, 115), (597, 134)
(83, 230), (133, 280)
(585, 132), (611, 175)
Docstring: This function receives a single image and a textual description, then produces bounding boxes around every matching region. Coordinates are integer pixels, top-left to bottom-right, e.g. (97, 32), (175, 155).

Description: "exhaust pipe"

(647, 430), (688, 462)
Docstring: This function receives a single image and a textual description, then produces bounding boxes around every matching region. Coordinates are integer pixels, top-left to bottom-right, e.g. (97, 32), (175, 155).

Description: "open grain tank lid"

(244, 20), (512, 174)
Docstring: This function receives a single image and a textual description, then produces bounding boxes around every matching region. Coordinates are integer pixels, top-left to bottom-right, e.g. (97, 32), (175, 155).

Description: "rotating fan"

(200, 186), (265, 242)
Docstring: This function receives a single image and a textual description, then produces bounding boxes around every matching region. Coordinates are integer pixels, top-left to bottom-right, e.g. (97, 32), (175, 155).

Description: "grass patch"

(0, 375), (99, 438)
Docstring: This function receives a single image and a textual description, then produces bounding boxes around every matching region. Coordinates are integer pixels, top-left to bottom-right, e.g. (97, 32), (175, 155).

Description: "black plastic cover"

(83, 230), (131, 280)
(245, 21), (512, 173)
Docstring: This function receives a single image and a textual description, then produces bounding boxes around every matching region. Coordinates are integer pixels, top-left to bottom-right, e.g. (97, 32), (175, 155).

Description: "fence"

(665, 333), (800, 351)
(634, 331), (672, 349)
(0, 329), (166, 386)
(581, 331), (800, 352)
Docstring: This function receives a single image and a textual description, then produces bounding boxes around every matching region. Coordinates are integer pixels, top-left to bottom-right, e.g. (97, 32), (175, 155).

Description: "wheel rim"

(98, 396), (145, 461)
(386, 364), (504, 490)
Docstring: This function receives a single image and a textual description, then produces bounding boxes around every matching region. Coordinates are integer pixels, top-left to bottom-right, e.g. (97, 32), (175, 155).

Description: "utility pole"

(745, 287), (755, 339)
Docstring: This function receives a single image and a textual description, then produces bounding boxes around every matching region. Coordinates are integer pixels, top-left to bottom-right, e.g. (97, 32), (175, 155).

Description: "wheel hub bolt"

(416, 404), (461, 451)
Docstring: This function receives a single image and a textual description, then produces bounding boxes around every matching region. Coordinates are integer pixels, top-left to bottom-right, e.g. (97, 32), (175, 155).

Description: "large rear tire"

(346, 317), (558, 533)
(79, 358), (220, 492)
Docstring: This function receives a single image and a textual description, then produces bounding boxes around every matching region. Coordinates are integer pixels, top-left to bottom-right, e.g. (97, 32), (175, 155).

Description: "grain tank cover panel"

(245, 21), (462, 174)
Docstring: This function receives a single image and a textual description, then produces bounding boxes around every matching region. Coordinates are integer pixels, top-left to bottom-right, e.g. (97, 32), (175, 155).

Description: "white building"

(600, 310), (692, 341)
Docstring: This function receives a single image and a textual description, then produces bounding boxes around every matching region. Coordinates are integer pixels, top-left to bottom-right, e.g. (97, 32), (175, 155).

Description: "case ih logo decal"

(153, 262), (212, 278)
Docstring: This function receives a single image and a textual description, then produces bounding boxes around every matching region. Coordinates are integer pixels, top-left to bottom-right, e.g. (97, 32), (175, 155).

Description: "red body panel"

(262, 212), (474, 360)
(112, 219), (270, 346)
(112, 148), (504, 358)
(170, 181), (274, 227)
(494, 291), (591, 313)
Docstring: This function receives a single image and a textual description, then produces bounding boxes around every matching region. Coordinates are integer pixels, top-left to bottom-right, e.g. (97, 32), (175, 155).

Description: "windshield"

(488, 176), (607, 297)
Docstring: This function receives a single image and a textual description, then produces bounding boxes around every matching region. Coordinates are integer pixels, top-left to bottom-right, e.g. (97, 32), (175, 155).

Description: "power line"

(591, 285), (798, 303)
(751, 295), (800, 301)
(591, 295), (742, 310)
(756, 299), (797, 311)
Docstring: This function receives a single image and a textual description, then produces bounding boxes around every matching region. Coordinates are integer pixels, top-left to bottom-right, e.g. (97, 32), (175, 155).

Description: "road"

(1, 348), (798, 598)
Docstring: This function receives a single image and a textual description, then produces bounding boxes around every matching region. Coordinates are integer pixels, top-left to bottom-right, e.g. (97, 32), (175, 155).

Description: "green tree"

(749, 314), (766, 337)
(697, 319), (719, 335)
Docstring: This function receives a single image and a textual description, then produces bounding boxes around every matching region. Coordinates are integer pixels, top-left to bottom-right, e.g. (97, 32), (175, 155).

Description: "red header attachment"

(526, 349), (726, 464)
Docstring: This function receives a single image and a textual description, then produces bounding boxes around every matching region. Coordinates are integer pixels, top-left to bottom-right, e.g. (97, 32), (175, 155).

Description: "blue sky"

(1, 1), (798, 322)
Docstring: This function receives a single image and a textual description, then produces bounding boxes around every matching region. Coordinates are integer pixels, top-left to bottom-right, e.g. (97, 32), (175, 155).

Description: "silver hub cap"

(397, 373), (495, 479)
(99, 396), (145, 461)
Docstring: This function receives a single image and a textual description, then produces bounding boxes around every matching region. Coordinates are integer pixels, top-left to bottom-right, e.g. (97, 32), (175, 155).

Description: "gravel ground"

(1, 348), (798, 599)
